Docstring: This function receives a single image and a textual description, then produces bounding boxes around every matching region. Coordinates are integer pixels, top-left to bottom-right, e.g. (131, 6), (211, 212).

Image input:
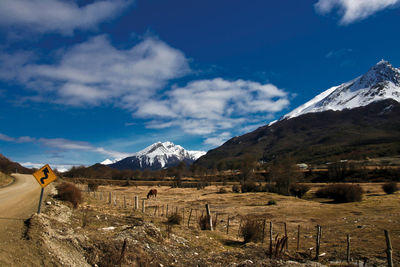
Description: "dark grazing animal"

(147, 189), (157, 199)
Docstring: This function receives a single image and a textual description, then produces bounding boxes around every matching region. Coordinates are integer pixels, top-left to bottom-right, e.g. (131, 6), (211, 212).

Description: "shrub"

(382, 182), (398, 194)
(232, 184), (240, 193)
(239, 218), (264, 243)
(56, 182), (82, 208)
(267, 199), (277, 205)
(290, 184), (310, 198)
(198, 215), (218, 230)
(241, 181), (262, 193)
(316, 184), (363, 203)
(167, 213), (182, 225)
(218, 187), (227, 194)
(87, 182), (99, 192)
(196, 182), (209, 190)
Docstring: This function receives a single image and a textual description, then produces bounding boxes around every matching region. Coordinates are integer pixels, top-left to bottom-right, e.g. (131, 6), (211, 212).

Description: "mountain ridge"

(283, 60), (400, 120)
(107, 141), (206, 170)
(195, 60), (400, 168)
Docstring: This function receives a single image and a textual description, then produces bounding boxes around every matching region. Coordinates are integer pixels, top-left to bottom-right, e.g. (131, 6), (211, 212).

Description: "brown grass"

(56, 182), (82, 208)
(0, 172), (13, 187)
(78, 182), (400, 265)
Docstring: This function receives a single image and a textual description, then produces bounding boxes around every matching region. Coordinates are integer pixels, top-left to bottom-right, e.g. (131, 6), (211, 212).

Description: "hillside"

(196, 99), (400, 168)
(0, 153), (32, 174)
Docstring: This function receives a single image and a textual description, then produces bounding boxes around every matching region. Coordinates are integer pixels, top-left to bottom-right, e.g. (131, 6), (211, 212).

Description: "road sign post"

(33, 164), (57, 214)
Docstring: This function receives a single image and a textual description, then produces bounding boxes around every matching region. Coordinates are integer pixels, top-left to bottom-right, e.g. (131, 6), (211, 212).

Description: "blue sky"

(0, 0), (400, 171)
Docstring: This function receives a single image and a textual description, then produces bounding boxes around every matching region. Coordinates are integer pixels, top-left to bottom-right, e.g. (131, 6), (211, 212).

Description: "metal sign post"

(33, 164), (57, 214)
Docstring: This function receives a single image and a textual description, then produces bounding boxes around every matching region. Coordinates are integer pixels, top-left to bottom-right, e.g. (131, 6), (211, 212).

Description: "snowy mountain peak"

(283, 60), (400, 120)
(107, 141), (206, 170)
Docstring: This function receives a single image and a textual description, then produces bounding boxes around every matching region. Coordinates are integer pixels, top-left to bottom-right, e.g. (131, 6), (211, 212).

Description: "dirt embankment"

(19, 186), (327, 267)
(0, 174), (53, 266)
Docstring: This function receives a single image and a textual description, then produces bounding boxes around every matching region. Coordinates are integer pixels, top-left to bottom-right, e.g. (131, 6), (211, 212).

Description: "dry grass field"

(78, 182), (399, 265)
(0, 172), (13, 187)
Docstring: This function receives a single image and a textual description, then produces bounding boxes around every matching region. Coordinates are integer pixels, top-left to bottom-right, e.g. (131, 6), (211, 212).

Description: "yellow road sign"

(33, 164), (57, 188)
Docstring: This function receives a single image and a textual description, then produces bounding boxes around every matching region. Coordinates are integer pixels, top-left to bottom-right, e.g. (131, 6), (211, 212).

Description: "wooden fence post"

(316, 225), (321, 260)
(182, 208), (185, 222)
(297, 225), (300, 251)
(262, 219), (266, 243)
(284, 222), (288, 250)
(226, 216), (230, 234)
(346, 234), (350, 263)
(142, 199), (146, 213)
(134, 196), (139, 210)
(237, 219), (242, 239)
(123, 196), (126, 209)
(188, 208), (193, 227)
(205, 204), (213, 231)
(269, 222), (273, 258)
(166, 204), (169, 217)
(154, 206), (158, 216)
(108, 192), (112, 204)
(384, 230), (393, 267)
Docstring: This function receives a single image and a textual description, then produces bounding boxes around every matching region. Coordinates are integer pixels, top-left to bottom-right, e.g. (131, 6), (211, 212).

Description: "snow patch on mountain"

(101, 159), (118, 165)
(108, 141), (206, 170)
(283, 60), (400, 120)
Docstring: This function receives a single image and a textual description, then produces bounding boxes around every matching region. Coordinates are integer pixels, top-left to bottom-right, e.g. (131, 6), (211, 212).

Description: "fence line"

(82, 190), (397, 265)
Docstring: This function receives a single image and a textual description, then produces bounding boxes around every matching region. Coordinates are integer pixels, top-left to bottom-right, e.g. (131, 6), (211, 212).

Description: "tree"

(269, 157), (302, 195)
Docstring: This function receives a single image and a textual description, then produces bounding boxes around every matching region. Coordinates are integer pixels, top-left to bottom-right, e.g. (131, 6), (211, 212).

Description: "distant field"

(0, 172), (13, 187)
(79, 182), (399, 265)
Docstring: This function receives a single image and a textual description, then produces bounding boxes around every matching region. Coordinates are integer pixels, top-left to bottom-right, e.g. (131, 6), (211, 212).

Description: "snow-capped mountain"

(284, 60), (400, 120)
(108, 141), (206, 170)
(196, 60), (400, 168)
(101, 158), (118, 165)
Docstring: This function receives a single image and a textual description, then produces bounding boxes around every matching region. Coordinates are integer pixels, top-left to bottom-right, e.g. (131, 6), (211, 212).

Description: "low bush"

(241, 181), (263, 193)
(382, 182), (398, 194)
(267, 199), (277, 205)
(239, 218), (264, 243)
(218, 187), (227, 194)
(290, 184), (310, 198)
(316, 184), (363, 203)
(232, 184), (240, 193)
(56, 182), (82, 208)
(198, 215), (218, 230)
(196, 182), (209, 190)
(167, 213), (182, 225)
(87, 182), (99, 192)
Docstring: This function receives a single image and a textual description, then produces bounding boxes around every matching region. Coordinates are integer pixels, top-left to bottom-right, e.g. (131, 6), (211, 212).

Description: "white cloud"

(137, 78), (289, 137)
(20, 162), (76, 172)
(0, 0), (132, 35)
(204, 132), (232, 147)
(315, 0), (400, 24)
(5, 35), (190, 107)
(0, 132), (130, 159)
(0, 35), (289, 149)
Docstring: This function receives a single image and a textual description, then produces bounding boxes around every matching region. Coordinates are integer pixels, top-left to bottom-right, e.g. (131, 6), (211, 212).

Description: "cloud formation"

(0, 0), (132, 35)
(3, 35), (189, 108)
(0, 132), (130, 159)
(0, 35), (289, 148)
(140, 78), (289, 144)
(315, 0), (400, 24)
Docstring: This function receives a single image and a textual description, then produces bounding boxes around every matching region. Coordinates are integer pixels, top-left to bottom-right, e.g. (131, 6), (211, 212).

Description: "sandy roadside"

(0, 174), (48, 266)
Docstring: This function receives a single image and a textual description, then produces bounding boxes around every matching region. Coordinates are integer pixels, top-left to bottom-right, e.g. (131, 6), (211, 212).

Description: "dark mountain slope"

(195, 99), (400, 168)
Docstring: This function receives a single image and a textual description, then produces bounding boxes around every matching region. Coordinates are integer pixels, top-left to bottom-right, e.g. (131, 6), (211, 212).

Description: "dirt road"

(0, 174), (46, 266)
